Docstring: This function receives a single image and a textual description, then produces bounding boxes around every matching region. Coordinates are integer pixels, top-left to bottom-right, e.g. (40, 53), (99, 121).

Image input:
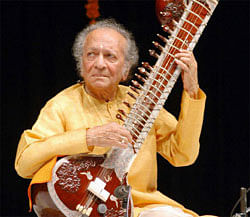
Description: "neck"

(84, 85), (118, 102)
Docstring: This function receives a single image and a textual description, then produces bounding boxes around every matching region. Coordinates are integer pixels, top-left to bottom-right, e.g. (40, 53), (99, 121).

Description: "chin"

(91, 81), (111, 90)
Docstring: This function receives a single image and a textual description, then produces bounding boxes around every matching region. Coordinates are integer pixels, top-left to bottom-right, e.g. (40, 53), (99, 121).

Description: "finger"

(175, 51), (195, 62)
(88, 122), (132, 148)
(112, 137), (128, 148)
(175, 59), (189, 72)
(117, 128), (133, 143)
(178, 57), (192, 65)
(105, 125), (132, 146)
(114, 136), (129, 148)
(98, 133), (127, 148)
(175, 52), (191, 58)
(175, 54), (191, 64)
(119, 136), (130, 148)
(177, 49), (192, 54)
(110, 123), (133, 143)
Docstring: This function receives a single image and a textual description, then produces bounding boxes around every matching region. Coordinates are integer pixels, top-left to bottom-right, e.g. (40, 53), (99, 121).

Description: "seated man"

(15, 19), (212, 217)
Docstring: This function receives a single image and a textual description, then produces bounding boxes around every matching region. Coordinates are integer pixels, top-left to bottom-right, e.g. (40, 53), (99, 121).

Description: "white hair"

(72, 18), (139, 80)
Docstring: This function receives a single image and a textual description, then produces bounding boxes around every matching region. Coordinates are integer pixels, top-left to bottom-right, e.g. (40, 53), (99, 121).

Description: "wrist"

(187, 83), (199, 99)
(86, 128), (93, 147)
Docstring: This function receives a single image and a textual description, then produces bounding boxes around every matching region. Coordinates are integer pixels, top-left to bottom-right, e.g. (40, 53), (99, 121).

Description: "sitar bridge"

(87, 177), (111, 202)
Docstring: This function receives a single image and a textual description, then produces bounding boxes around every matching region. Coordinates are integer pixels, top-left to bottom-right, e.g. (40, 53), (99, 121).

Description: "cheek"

(82, 60), (92, 73)
(80, 63), (89, 80)
(113, 68), (125, 82)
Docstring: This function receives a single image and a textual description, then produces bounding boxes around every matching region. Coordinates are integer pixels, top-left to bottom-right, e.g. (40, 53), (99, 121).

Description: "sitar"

(31, 0), (218, 216)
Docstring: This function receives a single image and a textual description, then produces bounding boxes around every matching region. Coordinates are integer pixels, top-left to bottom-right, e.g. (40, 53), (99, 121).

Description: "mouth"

(92, 74), (109, 78)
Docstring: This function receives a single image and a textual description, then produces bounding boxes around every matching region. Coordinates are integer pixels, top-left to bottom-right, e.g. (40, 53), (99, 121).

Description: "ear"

(121, 64), (130, 81)
(121, 71), (129, 81)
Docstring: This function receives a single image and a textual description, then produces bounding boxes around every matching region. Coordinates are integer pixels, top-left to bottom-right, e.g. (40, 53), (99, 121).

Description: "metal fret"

(126, 121), (141, 136)
(129, 110), (149, 124)
(156, 65), (177, 84)
(168, 43), (180, 52)
(185, 8), (203, 22)
(143, 94), (157, 106)
(180, 17), (199, 30)
(178, 26), (195, 38)
(146, 82), (165, 98)
(130, 129), (139, 139)
(169, 35), (190, 48)
(161, 50), (176, 59)
(192, 0), (211, 14)
(158, 66), (174, 78)
(147, 75), (167, 88)
(128, 113), (147, 127)
(145, 88), (161, 102)
(132, 101), (152, 115)
(157, 66), (172, 77)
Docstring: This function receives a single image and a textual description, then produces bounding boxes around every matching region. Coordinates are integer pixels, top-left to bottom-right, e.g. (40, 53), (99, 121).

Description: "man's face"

(81, 28), (127, 93)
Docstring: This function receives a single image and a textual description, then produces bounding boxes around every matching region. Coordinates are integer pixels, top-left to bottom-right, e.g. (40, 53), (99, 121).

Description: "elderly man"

(15, 19), (209, 217)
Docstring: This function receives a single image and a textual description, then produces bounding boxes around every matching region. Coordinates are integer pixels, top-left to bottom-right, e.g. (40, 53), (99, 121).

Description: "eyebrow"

(86, 46), (119, 54)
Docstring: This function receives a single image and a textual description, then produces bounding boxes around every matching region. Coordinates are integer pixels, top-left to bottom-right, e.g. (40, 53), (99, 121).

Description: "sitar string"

(148, 1), (207, 106)
(76, 1), (210, 215)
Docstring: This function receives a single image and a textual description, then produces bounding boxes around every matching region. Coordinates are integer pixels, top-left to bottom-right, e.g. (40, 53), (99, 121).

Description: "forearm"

(15, 128), (91, 178)
(157, 89), (206, 166)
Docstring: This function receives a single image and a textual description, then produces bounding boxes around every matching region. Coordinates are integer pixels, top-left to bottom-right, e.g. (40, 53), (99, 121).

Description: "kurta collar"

(81, 84), (126, 107)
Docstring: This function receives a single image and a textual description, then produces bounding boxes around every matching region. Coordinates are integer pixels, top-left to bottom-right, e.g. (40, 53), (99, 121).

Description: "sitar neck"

(102, 0), (218, 182)
(125, 0), (218, 151)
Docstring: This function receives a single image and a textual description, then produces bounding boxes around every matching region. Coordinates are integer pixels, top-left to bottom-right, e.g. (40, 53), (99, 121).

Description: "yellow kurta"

(15, 83), (206, 216)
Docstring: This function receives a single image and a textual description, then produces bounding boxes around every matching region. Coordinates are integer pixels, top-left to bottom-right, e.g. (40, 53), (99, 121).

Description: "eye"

(105, 53), (117, 62)
(87, 52), (94, 57)
(86, 52), (96, 60)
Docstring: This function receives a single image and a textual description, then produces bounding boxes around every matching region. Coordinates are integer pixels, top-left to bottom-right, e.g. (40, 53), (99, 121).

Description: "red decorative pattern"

(85, 0), (100, 24)
(155, 0), (185, 27)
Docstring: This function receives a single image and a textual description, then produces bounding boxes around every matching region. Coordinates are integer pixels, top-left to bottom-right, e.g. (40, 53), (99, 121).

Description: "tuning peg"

(127, 91), (137, 100)
(152, 41), (164, 51)
(149, 49), (159, 58)
(116, 114), (125, 122)
(183, 0), (188, 7)
(77, 80), (84, 84)
(130, 86), (140, 94)
(131, 80), (142, 89)
(138, 67), (149, 77)
(160, 11), (169, 17)
(118, 109), (127, 117)
(135, 73), (146, 83)
(142, 62), (153, 71)
(172, 19), (179, 27)
(162, 25), (173, 34)
(123, 101), (131, 108)
(157, 33), (168, 43)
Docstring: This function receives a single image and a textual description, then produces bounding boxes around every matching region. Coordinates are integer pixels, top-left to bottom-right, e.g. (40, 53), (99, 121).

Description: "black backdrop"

(1, 0), (249, 216)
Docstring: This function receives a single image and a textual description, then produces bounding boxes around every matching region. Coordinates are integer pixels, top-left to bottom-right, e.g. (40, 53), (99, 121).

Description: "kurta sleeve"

(155, 89), (206, 166)
(15, 98), (93, 179)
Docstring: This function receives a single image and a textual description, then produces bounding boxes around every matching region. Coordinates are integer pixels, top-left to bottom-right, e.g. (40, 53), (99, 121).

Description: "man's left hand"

(175, 50), (199, 99)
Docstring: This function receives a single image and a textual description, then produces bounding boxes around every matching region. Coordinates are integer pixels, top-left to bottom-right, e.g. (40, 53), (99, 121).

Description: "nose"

(95, 54), (106, 70)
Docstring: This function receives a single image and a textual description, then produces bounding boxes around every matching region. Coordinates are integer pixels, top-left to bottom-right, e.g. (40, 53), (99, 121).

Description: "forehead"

(84, 28), (127, 52)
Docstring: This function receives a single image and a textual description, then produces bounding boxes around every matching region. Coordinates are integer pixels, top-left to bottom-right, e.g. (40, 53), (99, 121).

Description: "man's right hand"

(86, 122), (132, 148)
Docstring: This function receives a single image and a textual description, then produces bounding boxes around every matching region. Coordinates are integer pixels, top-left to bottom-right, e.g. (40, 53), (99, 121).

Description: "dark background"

(1, 0), (249, 216)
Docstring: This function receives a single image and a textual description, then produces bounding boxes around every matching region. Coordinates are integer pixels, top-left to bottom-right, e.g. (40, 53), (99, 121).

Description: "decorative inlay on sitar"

(32, 1), (218, 216)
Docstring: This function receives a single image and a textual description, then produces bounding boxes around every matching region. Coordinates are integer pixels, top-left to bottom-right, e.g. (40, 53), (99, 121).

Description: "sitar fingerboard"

(102, 0), (218, 181)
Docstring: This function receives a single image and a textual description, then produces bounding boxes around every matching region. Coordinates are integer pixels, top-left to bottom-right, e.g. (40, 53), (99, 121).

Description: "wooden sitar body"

(32, 155), (133, 217)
